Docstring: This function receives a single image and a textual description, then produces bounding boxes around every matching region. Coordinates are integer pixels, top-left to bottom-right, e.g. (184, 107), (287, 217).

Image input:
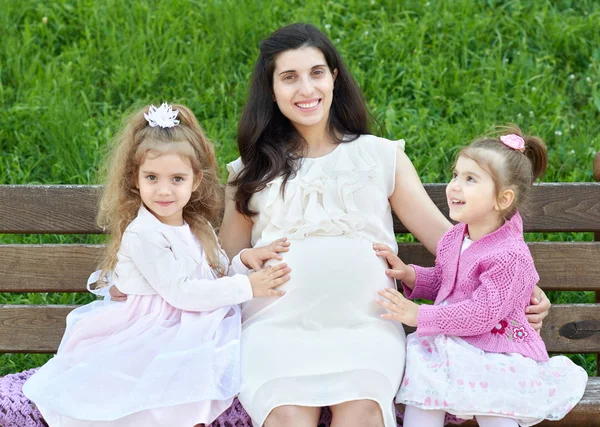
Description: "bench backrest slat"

(1, 304), (598, 354)
(0, 185), (102, 234)
(1, 184), (599, 363)
(392, 183), (600, 233)
(0, 305), (75, 353)
(1, 183), (599, 234)
(1, 242), (599, 292)
(0, 245), (103, 292)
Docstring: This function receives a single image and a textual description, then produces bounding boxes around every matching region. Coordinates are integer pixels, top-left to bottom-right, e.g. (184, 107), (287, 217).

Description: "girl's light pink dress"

(23, 209), (249, 427)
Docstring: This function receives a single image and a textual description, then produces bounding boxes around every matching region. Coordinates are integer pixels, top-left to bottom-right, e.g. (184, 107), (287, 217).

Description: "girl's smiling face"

(137, 152), (199, 226)
(272, 47), (337, 135)
(446, 155), (501, 232)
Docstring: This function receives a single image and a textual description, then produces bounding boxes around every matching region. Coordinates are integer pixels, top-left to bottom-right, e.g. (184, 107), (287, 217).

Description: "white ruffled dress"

(228, 135), (407, 427)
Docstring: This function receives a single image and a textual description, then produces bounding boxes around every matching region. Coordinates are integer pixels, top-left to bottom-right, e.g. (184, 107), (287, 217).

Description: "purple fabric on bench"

(0, 368), (47, 427)
(0, 368), (332, 427)
(2, 368), (465, 426)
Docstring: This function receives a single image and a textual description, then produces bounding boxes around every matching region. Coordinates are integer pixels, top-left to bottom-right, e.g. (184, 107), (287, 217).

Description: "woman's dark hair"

(232, 23), (370, 215)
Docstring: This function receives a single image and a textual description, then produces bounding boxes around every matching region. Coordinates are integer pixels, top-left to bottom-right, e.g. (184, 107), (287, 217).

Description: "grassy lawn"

(1, 0), (599, 375)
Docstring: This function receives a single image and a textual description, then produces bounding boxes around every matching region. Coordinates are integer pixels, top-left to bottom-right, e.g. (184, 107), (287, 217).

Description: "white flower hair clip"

(144, 103), (180, 128)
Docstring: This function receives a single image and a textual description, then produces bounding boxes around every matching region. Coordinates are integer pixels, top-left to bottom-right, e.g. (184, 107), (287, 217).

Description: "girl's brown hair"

(459, 124), (548, 219)
(97, 104), (225, 278)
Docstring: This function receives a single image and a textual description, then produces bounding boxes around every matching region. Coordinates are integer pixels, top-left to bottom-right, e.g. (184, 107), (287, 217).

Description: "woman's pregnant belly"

(242, 235), (396, 329)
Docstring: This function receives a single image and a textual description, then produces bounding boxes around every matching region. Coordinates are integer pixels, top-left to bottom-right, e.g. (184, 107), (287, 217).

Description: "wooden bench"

(1, 179), (599, 426)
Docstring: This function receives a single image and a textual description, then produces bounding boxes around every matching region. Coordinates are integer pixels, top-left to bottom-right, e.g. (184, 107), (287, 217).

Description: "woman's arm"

(389, 149), (452, 254)
(219, 180), (253, 259)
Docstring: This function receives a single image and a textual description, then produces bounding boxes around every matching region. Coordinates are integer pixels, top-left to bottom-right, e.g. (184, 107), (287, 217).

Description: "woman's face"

(272, 47), (337, 134)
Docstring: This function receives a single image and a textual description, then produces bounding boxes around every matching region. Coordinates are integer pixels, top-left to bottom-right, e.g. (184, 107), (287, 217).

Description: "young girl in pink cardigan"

(373, 126), (587, 426)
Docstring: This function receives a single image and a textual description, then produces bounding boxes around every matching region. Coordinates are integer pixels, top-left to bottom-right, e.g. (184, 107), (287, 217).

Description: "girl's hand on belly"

(249, 263), (291, 297)
(373, 242), (416, 289)
(376, 288), (419, 327)
(241, 237), (290, 270)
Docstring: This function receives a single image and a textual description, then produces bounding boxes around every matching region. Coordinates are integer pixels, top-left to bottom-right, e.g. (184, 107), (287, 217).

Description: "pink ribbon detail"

(500, 134), (525, 152)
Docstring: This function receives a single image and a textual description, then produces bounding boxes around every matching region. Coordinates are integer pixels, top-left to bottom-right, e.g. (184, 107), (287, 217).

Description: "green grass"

(1, 0), (599, 375)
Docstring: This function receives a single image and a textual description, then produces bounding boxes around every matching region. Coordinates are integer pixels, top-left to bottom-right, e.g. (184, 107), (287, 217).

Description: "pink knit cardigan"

(404, 212), (549, 362)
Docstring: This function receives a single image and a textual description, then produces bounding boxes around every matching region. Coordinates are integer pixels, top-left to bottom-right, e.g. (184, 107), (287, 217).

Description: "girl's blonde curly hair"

(97, 103), (225, 279)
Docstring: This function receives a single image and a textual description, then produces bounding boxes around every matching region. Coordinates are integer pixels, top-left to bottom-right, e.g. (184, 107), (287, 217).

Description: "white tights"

(403, 405), (519, 427)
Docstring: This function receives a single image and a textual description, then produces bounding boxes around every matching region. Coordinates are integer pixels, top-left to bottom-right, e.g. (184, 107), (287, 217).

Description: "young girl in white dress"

(23, 103), (291, 427)
(374, 126), (588, 426)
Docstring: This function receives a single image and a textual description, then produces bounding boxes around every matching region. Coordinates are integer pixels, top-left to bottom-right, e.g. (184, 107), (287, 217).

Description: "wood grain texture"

(1, 242), (598, 292)
(398, 242), (600, 291)
(0, 185), (103, 234)
(392, 182), (600, 233)
(1, 183), (599, 234)
(542, 304), (600, 353)
(2, 304), (597, 353)
(0, 245), (103, 292)
(0, 305), (75, 352)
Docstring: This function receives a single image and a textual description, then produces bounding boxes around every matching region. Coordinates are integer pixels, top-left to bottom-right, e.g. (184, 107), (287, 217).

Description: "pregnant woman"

(220, 23), (549, 427)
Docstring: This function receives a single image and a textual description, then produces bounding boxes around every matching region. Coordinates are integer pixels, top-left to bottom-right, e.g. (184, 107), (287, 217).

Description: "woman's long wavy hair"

(232, 23), (371, 216)
(97, 104), (225, 279)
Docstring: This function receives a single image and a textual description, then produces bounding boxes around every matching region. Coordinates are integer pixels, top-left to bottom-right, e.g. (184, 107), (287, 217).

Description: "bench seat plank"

(392, 183), (600, 233)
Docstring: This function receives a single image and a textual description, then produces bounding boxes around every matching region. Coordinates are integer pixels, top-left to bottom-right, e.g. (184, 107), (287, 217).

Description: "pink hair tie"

(500, 134), (525, 152)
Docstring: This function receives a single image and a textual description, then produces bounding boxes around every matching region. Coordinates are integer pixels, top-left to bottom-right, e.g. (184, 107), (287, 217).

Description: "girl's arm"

(389, 149), (452, 255)
(417, 252), (524, 337)
(404, 264), (443, 301)
(372, 242), (442, 300)
(124, 229), (254, 311)
(219, 181), (253, 260)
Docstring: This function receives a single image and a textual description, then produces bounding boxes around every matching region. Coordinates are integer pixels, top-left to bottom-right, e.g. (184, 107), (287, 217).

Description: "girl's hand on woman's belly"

(242, 237), (291, 270)
(263, 236), (395, 295)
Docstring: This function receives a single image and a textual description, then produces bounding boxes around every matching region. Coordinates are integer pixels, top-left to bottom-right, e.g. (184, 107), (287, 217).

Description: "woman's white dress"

(228, 135), (407, 427)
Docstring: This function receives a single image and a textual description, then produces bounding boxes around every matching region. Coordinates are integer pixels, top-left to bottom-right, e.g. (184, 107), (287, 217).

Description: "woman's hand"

(373, 243), (416, 289)
(241, 238), (291, 270)
(376, 288), (419, 327)
(526, 285), (550, 332)
(109, 285), (127, 302)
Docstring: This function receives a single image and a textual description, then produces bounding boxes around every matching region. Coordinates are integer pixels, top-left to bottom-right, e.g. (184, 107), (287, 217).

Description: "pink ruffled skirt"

(23, 295), (241, 426)
(397, 333), (587, 426)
